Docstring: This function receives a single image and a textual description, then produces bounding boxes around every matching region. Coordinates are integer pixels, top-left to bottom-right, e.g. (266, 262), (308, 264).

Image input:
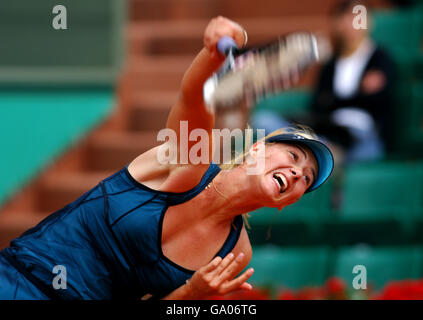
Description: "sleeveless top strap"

(123, 163), (223, 206)
(164, 163), (222, 205)
(162, 163), (245, 260)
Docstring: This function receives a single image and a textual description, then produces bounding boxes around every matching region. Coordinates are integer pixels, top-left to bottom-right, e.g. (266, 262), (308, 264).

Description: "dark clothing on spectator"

(308, 46), (396, 151)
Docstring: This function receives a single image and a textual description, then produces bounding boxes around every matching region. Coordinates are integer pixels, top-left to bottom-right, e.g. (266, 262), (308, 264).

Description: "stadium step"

(36, 171), (114, 213)
(129, 0), (340, 21)
(84, 131), (160, 172)
(0, 212), (50, 249)
(129, 0), (220, 21)
(122, 56), (191, 92)
(127, 90), (177, 131)
(128, 17), (330, 56)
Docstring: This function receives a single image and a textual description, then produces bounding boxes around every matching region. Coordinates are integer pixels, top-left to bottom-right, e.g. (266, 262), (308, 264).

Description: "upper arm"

(165, 97), (215, 163)
(129, 51), (222, 192)
(165, 48), (224, 165)
(232, 225), (253, 269)
(161, 49), (224, 187)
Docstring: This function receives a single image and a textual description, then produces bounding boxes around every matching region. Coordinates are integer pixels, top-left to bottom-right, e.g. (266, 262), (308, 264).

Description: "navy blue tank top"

(0, 163), (243, 300)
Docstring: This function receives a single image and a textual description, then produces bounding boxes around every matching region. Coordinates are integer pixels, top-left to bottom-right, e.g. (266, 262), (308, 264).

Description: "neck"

(189, 167), (262, 226)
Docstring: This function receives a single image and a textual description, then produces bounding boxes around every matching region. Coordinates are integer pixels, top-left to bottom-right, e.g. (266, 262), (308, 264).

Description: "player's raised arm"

(127, 17), (247, 193)
(165, 17), (247, 152)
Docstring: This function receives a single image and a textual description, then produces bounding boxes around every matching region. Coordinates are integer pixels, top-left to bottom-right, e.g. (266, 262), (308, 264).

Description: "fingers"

(229, 21), (248, 47)
(187, 252), (253, 298)
(210, 252), (235, 276)
(221, 268), (255, 294)
(239, 282), (253, 291)
(201, 256), (222, 273)
(207, 252), (253, 293)
(203, 16), (247, 57)
(215, 252), (246, 283)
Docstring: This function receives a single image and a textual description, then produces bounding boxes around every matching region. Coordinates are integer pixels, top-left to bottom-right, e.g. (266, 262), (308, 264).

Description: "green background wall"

(0, 89), (114, 205)
(0, 0), (125, 206)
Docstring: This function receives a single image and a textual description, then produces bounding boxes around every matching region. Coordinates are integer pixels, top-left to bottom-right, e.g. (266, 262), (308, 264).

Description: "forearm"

(180, 48), (225, 107)
(162, 283), (198, 300)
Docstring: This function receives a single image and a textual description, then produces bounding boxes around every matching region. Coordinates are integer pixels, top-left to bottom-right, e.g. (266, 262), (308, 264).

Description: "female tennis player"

(0, 17), (333, 300)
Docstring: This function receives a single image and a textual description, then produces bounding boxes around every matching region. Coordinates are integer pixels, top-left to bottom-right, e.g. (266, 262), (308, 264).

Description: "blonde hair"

(219, 124), (317, 170)
(217, 124), (318, 229)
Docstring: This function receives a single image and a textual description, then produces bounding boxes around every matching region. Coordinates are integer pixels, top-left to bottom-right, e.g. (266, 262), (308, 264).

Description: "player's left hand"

(185, 252), (254, 299)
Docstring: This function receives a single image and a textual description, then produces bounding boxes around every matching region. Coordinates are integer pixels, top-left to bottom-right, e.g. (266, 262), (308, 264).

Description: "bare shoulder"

(128, 144), (210, 193)
(232, 223), (252, 267)
(127, 145), (170, 187)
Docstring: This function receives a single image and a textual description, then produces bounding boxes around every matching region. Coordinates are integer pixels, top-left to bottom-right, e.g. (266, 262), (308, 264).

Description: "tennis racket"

(203, 32), (331, 111)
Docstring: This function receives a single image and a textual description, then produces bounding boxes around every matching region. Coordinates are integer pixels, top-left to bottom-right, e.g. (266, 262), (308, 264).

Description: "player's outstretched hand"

(185, 252), (254, 299)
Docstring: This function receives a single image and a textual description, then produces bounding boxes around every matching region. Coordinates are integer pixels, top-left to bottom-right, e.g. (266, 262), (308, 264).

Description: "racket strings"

(208, 32), (328, 110)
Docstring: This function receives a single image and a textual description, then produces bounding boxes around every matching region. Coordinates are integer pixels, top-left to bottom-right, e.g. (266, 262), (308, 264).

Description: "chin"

(286, 192), (306, 206)
(255, 178), (278, 207)
(275, 189), (306, 208)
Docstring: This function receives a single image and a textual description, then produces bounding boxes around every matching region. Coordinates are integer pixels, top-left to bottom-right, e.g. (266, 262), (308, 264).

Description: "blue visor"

(265, 134), (334, 192)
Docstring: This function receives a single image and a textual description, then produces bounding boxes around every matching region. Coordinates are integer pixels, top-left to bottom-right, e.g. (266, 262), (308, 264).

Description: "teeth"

(274, 173), (288, 193)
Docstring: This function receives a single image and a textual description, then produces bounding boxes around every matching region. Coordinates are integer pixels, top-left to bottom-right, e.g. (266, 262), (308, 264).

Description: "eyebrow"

(296, 145), (317, 184)
(297, 145), (308, 160)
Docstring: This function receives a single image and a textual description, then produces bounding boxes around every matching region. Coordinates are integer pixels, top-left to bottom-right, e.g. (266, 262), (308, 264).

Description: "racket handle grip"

(217, 36), (239, 55)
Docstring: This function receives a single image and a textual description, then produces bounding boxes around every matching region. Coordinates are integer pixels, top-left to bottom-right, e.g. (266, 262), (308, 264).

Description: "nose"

(290, 167), (303, 181)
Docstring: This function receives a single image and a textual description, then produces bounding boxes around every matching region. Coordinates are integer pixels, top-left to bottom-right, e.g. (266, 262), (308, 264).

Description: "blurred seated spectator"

(251, 0), (396, 164)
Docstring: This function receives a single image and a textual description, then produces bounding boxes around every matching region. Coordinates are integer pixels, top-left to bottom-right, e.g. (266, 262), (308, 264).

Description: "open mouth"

(273, 172), (288, 193)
